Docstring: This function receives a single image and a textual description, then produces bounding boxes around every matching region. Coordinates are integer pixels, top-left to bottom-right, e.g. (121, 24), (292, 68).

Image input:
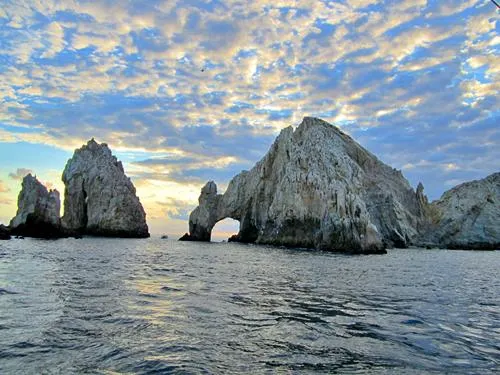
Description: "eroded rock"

(0, 224), (11, 240)
(62, 139), (149, 238)
(9, 174), (61, 238)
(182, 117), (429, 253)
(419, 173), (499, 250)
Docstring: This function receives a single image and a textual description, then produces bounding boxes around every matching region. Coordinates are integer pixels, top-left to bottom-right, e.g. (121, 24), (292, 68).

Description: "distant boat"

(161, 235), (169, 239)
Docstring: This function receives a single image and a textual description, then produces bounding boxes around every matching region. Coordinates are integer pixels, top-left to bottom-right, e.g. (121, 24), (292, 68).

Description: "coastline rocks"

(419, 173), (499, 250)
(180, 181), (222, 242)
(9, 174), (62, 238)
(62, 139), (149, 238)
(182, 117), (428, 253)
(0, 224), (11, 240)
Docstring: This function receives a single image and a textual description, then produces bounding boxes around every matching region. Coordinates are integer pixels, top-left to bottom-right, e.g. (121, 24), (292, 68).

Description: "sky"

(0, 0), (498, 237)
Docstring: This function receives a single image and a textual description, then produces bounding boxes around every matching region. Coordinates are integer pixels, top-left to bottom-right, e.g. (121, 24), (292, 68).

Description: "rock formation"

(62, 139), (149, 238)
(0, 224), (11, 240)
(181, 117), (429, 253)
(419, 173), (499, 250)
(9, 174), (61, 238)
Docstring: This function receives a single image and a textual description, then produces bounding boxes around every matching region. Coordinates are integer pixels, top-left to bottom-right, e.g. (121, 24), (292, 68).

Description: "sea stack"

(419, 172), (499, 250)
(181, 117), (428, 253)
(0, 224), (12, 240)
(9, 174), (61, 238)
(62, 139), (149, 238)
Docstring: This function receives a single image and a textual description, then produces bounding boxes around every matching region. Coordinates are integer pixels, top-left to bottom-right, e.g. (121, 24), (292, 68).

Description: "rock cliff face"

(9, 174), (61, 238)
(181, 117), (428, 253)
(62, 139), (149, 238)
(419, 173), (499, 250)
(0, 224), (11, 240)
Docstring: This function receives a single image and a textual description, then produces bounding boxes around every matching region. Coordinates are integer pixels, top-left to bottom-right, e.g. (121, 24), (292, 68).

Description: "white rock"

(182, 117), (428, 253)
(10, 174), (61, 237)
(62, 139), (149, 238)
(421, 172), (499, 249)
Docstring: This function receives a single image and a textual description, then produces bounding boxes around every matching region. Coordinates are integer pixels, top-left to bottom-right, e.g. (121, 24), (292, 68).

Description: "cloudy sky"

(0, 0), (498, 236)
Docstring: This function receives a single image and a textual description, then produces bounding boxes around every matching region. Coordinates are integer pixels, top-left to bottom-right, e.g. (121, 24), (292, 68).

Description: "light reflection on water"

(0, 238), (499, 374)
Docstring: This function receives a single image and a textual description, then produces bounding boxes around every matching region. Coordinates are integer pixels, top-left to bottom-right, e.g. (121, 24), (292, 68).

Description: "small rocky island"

(419, 173), (499, 250)
(4, 139), (149, 239)
(181, 117), (428, 253)
(181, 117), (499, 252)
(0, 224), (10, 240)
(62, 139), (149, 238)
(2, 120), (497, 250)
(9, 174), (61, 238)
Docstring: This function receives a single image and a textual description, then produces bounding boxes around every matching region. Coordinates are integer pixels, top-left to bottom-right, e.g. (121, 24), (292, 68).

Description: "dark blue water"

(0, 238), (498, 374)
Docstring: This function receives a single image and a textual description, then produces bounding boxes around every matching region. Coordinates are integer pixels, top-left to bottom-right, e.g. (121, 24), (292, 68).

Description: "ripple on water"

(0, 239), (498, 374)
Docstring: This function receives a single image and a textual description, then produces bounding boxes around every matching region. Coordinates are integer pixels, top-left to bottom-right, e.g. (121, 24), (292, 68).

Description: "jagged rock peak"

(62, 139), (149, 238)
(10, 173), (61, 238)
(419, 172), (499, 250)
(298, 116), (345, 134)
(181, 117), (428, 253)
(416, 182), (429, 211)
(200, 181), (218, 201)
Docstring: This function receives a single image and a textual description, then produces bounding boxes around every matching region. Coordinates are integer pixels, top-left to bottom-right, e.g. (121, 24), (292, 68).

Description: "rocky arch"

(180, 181), (259, 243)
(211, 218), (240, 241)
(178, 117), (431, 253)
(184, 181), (224, 241)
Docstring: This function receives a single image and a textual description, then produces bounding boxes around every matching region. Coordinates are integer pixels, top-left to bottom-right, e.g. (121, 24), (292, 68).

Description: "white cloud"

(40, 21), (65, 58)
(0, 0), (498, 220)
(0, 180), (10, 193)
(8, 168), (33, 180)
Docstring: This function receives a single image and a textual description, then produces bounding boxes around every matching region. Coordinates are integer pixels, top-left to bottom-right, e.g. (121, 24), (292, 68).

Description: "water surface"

(0, 238), (499, 374)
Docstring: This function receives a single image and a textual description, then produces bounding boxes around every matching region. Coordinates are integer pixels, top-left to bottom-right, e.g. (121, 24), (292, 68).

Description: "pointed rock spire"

(62, 139), (149, 238)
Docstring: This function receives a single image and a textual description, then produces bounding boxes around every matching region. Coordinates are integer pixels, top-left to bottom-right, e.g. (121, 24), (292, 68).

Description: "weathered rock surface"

(0, 224), (11, 240)
(418, 173), (499, 250)
(62, 139), (149, 238)
(181, 117), (429, 253)
(9, 174), (61, 238)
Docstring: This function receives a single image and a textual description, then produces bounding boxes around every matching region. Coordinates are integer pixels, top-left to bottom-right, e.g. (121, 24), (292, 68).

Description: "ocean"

(0, 238), (498, 374)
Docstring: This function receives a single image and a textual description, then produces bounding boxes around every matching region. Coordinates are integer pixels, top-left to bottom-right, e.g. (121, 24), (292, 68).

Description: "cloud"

(8, 168), (33, 180)
(0, 180), (10, 193)
(40, 21), (66, 58)
(155, 198), (197, 221)
(0, 0), (498, 222)
(0, 198), (13, 206)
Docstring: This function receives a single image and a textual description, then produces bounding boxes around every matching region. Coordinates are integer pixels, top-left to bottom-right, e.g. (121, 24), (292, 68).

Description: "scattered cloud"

(8, 168), (33, 180)
(0, 0), (498, 230)
(0, 180), (10, 193)
(0, 198), (12, 206)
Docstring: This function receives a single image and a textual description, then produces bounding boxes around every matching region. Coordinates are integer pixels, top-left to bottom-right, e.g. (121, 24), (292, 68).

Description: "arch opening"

(211, 218), (240, 242)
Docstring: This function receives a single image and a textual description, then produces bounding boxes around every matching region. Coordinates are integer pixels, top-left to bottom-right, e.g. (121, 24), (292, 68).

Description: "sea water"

(0, 238), (498, 374)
